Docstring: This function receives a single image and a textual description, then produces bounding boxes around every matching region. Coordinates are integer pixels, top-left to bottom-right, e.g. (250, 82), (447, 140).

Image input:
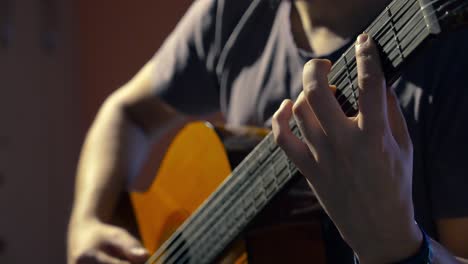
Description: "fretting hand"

(272, 34), (423, 263)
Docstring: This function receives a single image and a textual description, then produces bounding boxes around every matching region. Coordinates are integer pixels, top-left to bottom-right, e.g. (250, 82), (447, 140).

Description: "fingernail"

(130, 247), (148, 256)
(357, 33), (368, 45)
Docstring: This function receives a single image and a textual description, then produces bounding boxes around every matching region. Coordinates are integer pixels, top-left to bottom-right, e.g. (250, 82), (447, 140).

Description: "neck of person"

(290, 0), (390, 56)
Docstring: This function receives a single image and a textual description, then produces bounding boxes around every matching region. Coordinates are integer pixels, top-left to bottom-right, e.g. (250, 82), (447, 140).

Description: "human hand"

(68, 219), (149, 264)
(272, 34), (422, 263)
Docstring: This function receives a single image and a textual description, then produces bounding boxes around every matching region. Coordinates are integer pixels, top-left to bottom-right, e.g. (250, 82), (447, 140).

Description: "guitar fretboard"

(147, 0), (440, 263)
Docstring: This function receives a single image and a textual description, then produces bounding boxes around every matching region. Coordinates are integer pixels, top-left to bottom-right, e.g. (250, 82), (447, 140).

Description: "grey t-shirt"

(151, 0), (468, 260)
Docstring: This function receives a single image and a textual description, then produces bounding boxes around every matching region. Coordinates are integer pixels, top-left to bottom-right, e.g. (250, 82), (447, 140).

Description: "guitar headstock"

(434, 0), (468, 32)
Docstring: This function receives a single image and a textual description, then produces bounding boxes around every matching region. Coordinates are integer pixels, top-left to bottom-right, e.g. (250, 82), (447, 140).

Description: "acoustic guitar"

(128, 0), (468, 263)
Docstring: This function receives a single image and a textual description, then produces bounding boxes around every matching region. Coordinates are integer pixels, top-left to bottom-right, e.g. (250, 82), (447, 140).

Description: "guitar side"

(130, 122), (247, 263)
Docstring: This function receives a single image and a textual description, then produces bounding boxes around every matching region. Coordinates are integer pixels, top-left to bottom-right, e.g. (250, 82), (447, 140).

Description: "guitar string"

(151, 0), (416, 260)
(329, 0), (462, 106)
(161, 18), (436, 260)
(333, 0), (463, 108)
(327, 0), (454, 112)
(328, 0), (418, 91)
(149, 7), (432, 264)
(163, 22), (429, 264)
(157, 19), (424, 260)
(328, 0), (456, 108)
(145, 1), (450, 262)
(329, 0), (420, 106)
(148, 4), (430, 264)
(152, 0), (452, 260)
(153, 2), (424, 262)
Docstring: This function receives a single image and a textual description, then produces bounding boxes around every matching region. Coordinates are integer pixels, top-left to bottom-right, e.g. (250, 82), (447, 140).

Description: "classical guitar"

(129, 0), (468, 263)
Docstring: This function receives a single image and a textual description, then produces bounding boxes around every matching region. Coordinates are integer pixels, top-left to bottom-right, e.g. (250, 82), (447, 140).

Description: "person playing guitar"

(68, 0), (468, 263)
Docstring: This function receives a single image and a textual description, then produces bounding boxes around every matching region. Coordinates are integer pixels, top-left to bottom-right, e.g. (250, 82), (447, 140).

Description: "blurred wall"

(0, 0), (192, 263)
(0, 0), (78, 263)
(77, 0), (193, 125)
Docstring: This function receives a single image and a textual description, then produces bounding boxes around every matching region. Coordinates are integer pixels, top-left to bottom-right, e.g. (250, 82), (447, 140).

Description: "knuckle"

(292, 99), (309, 119)
(273, 127), (287, 147)
(305, 59), (330, 73)
(292, 101), (302, 116)
(272, 109), (285, 123)
(272, 125), (285, 142)
(358, 72), (377, 87)
(303, 79), (320, 95)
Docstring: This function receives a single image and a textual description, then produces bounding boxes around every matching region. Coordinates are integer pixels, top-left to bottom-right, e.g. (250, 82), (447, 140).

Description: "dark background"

(0, 0), (192, 263)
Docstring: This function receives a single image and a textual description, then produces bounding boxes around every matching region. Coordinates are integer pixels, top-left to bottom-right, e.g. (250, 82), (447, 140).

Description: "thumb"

(102, 226), (149, 263)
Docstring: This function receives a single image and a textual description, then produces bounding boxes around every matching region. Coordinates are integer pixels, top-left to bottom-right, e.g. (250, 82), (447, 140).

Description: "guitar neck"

(148, 0), (441, 262)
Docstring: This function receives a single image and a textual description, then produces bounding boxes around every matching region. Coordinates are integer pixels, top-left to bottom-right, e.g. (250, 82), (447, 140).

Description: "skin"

(271, 34), (467, 263)
(68, 0), (468, 263)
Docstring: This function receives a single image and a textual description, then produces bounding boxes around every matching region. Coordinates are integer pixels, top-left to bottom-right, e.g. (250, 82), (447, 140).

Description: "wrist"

(355, 221), (423, 264)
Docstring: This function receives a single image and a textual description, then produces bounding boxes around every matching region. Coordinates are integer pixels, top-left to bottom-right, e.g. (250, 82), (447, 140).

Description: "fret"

(329, 0), (427, 113)
(342, 55), (358, 108)
(387, 6), (405, 60)
(377, 1), (419, 49)
(266, 134), (276, 153)
(254, 191), (266, 208)
(264, 180), (277, 199)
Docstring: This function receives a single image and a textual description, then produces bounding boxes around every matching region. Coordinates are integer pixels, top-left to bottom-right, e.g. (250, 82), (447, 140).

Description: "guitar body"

(130, 122), (247, 263)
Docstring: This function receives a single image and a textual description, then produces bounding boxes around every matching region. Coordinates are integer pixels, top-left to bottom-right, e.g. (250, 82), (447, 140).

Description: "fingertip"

(130, 247), (148, 256)
(280, 99), (293, 111)
(128, 247), (150, 262)
(274, 99), (293, 122)
(356, 33), (369, 47)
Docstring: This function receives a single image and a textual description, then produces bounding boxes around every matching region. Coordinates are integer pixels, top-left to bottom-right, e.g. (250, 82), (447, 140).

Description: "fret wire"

(160, 134), (280, 263)
(195, 162), (296, 263)
(332, 1), (424, 111)
(328, 0), (415, 86)
(336, 15), (425, 102)
(147, 0), (438, 262)
(328, 0), (416, 86)
(186, 136), (293, 262)
(189, 130), (297, 258)
(185, 127), (297, 259)
(334, 20), (428, 117)
(149, 142), (268, 263)
(331, 0), (421, 107)
(328, 0), (419, 110)
(332, 0), (417, 86)
(339, 20), (429, 118)
(373, 0), (419, 44)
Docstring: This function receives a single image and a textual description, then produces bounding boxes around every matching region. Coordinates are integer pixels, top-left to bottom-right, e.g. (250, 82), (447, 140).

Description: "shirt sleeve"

(150, 0), (221, 115)
(426, 30), (468, 219)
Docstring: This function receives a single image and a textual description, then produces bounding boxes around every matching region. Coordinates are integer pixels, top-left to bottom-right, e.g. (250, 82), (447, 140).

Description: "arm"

(67, 60), (188, 264)
(272, 35), (467, 263)
(68, 1), (225, 261)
